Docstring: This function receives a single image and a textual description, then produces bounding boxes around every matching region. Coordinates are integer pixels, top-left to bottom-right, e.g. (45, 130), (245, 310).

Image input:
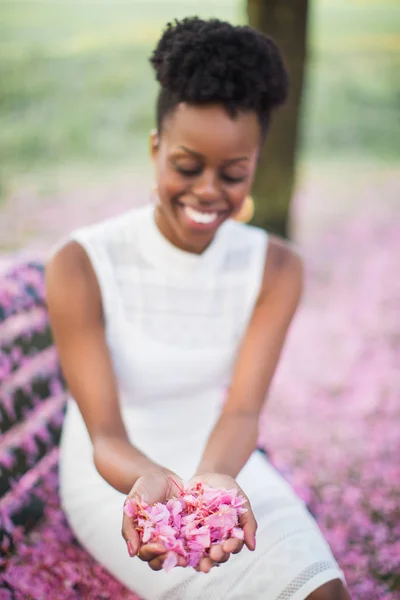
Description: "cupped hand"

(189, 472), (257, 573)
(122, 470), (186, 571)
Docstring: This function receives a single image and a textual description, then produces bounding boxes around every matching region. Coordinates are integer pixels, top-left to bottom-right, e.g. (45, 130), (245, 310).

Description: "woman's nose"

(192, 170), (220, 203)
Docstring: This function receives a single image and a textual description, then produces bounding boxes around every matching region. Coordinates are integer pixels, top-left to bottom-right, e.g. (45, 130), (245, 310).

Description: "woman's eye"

(176, 166), (201, 177)
(221, 174), (246, 184)
(175, 164), (246, 183)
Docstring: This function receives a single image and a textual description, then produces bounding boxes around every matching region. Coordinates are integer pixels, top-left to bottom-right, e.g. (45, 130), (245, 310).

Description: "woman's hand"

(189, 472), (257, 573)
(122, 470), (187, 571)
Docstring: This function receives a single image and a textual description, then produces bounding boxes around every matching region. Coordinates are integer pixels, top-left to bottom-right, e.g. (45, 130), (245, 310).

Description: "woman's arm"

(195, 237), (303, 479)
(46, 241), (171, 495)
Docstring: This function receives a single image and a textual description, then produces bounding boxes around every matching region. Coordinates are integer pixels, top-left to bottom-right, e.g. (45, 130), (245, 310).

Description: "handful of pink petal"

(123, 482), (247, 572)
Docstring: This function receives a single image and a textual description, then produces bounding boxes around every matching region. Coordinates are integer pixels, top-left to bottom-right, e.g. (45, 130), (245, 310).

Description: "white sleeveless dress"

(58, 204), (345, 600)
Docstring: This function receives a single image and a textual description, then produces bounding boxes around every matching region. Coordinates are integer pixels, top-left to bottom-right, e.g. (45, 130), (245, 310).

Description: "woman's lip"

(177, 203), (227, 231)
(176, 201), (228, 215)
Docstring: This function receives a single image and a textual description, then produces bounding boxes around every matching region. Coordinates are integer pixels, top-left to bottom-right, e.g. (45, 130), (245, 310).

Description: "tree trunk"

(247, 0), (309, 238)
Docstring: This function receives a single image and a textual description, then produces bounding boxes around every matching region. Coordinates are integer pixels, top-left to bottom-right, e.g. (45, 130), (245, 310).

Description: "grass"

(303, 0), (400, 160)
(0, 0), (399, 199)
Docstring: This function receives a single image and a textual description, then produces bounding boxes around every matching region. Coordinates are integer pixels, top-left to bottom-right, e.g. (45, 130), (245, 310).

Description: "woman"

(46, 17), (350, 600)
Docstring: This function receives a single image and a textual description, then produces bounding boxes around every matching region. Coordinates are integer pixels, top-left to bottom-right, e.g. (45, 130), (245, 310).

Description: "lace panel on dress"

(276, 561), (339, 600)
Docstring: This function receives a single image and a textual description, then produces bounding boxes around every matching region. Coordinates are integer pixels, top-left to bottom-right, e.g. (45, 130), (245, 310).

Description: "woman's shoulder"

(224, 220), (300, 261)
(222, 219), (268, 245)
(70, 204), (149, 244)
(47, 205), (150, 273)
(219, 220), (269, 265)
(221, 220), (302, 286)
(261, 234), (304, 299)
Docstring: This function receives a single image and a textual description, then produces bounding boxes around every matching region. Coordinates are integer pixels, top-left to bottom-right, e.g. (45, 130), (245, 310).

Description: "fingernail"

(127, 541), (135, 557)
(252, 535), (257, 551)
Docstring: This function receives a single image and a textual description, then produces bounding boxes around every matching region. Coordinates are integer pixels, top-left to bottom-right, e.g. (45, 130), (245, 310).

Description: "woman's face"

(151, 103), (260, 254)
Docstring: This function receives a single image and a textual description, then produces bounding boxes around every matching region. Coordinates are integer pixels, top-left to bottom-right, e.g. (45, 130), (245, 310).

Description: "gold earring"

(233, 195), (255, 223)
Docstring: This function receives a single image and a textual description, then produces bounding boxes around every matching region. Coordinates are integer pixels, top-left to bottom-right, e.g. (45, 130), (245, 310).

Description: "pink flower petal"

(231, 527), (244, 540)
(163, 551), (178, 573)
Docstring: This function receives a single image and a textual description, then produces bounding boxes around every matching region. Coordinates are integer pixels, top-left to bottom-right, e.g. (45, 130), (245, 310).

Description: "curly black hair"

(150, 17), (289, 138)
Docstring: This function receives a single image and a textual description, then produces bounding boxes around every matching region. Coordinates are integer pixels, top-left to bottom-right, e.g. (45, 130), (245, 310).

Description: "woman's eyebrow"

(179, 145), (249, 164)
(224, 156), (249, 165)
(180, 145), (203, 158)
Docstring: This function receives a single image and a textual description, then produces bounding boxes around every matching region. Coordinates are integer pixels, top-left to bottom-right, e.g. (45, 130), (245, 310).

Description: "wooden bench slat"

(0, 393), (66, 498)
(0, 262), (45, 322)
(0, 348), (65, 434)
(0, 448), (59, 552)
(0, 307), (53, 378)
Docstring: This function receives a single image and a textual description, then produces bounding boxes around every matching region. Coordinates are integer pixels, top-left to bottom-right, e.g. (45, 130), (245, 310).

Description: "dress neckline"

(138, 204), (226, 275)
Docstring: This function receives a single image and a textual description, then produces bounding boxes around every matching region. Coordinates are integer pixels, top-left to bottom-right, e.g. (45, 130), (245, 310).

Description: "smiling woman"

(45, 16), (350, 600)
(150, 104), (261, 252)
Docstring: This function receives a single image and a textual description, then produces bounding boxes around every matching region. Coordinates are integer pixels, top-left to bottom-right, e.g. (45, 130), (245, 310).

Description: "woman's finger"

(239, 502), (258, 551)
(209, 544), (230, 563)
(223, 537), (243, 555)
(197, 556), (215, 573)
(148, 555), (165, 571)
(121, 513), (141, 557)
(176, 555), (188, 568)
(137, 543), (167, 562)
(148, 553), (187, 571)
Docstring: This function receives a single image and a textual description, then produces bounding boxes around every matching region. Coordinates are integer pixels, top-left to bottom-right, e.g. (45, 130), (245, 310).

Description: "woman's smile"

(176, 200), (229, 233)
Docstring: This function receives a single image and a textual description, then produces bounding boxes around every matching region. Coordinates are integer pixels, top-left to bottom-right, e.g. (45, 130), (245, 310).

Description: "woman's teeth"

(183, 206), (218, 224)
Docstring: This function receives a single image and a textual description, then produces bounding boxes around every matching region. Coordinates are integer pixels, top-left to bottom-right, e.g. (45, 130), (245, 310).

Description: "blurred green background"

(0, 0), (399, 198)
(0, 0), (399, 260)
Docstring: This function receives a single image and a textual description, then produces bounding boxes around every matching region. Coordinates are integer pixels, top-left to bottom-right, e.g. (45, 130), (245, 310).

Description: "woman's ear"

(150, 129), (159, 161)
